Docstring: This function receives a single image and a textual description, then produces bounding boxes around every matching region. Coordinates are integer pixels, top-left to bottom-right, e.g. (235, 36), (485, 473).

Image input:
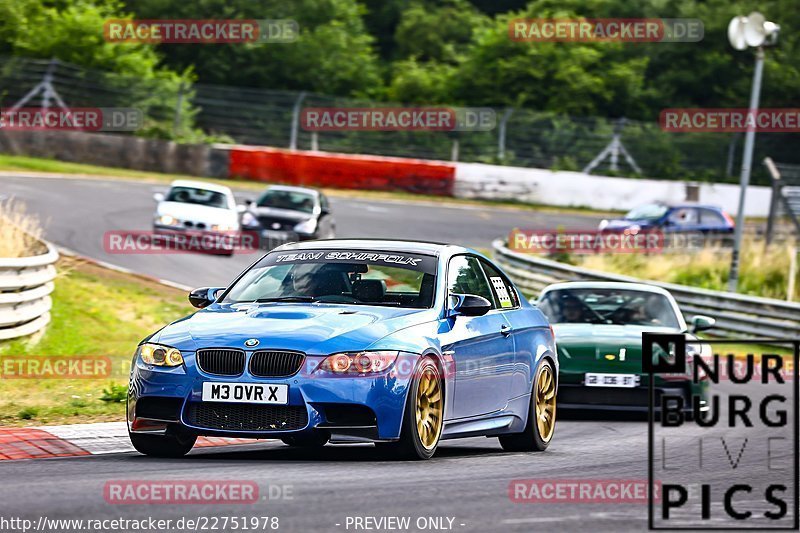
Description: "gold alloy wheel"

(415, 365), (443, 450)
(534, 364), (557, 442)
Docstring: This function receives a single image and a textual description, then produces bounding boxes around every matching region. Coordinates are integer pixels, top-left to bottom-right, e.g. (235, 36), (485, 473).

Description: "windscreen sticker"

(265, 250), (437, 273)
(490, 276), (513, 308)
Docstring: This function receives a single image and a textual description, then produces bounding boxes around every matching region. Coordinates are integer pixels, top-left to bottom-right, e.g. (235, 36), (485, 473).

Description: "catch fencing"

(2, 55), (798, 184)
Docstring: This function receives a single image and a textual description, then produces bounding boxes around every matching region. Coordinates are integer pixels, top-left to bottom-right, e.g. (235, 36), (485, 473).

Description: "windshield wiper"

(311, 298), (402, 307)
(254, 296), (315, 303)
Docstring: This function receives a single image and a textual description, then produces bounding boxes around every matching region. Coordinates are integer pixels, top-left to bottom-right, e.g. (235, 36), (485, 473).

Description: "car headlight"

(157, 214), (178, 226)
(316, 351), (399, 375)
(241, 212), (257, 227)
(294, 218), (317, 234)
(139, 343), (184, 367)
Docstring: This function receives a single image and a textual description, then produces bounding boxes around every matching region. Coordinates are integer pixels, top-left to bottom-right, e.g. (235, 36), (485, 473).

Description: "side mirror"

(690, 315), (716, 333)
(189, 287), (225, 309)
(448, 293), (492, 317)
(153, 192), (165, 202)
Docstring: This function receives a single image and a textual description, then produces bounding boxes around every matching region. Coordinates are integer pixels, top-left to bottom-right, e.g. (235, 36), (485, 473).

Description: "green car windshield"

(539, 288), (680, 328)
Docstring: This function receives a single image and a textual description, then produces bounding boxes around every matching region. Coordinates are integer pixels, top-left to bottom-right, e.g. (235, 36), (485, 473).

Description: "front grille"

(256, 216), (296, 231)
(559, 385), (653, 407)
(185, 402), (308, 431)
(197, 349), (245, 376)
(249, 351), (304, 377)
(559, 385), (690, 408)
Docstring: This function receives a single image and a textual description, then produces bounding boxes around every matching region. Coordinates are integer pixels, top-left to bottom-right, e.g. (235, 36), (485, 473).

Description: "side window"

(319, 194), (329, 211)
(480, 260), (519, 309)
(699, 208), (726, 228)
(667, 208), (699, 227)
(447, 256), (496, 307)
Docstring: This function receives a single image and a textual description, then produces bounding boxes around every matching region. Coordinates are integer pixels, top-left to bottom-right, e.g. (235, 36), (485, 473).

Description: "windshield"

(165, 187), (228, 209)
(624, 204), (668, 221)
(257, 189), (316, 213)
(222, 249), (438, 308)
(538, 288), (680, 328)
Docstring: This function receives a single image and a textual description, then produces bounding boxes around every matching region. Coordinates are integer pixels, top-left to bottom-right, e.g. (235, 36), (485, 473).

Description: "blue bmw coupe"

(127, 240), (557, 459)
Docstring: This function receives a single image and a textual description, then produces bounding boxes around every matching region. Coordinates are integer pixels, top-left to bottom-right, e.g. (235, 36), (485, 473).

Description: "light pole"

(726, 13), (780, 293)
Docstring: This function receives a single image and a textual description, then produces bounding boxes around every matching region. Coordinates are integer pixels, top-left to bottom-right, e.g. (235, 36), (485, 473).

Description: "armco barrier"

(493, 239), (800, 339)
(226, 146), (456, 196)
(0, 242), (58, 340)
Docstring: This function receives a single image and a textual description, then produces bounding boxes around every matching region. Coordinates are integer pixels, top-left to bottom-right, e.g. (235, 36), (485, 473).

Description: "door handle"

(500, 324), (512, 337)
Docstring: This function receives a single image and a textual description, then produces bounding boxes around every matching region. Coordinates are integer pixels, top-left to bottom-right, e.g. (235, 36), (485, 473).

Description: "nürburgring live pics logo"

(644, 333), (799, 530)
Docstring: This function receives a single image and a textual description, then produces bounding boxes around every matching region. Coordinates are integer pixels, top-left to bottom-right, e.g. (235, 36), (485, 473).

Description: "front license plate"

(202, 382), (288, 404)
(585, 373), (639, 388)
(262, 230), (289, 240)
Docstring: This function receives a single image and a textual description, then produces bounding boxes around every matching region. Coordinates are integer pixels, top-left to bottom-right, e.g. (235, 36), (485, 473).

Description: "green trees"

(2, 0), (797, 116)
(0, 0), (796, 169)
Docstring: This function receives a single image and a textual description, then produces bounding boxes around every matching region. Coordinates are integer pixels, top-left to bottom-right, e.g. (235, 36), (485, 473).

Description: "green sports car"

(537, 281), (713, 414)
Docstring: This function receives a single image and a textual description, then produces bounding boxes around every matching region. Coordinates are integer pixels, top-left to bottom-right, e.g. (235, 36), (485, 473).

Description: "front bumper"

(152, 225), (238, 251)
(557, 373), (709, 413)
(128, 352), (417, 441)
(242, 226), (317, 250)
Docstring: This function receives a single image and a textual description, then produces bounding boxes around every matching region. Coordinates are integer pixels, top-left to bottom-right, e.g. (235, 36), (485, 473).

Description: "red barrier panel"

(227, 147), (455, 196)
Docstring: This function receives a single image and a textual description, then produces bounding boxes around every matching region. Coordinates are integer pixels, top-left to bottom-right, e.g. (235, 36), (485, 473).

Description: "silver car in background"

(153, 180), (242, 255)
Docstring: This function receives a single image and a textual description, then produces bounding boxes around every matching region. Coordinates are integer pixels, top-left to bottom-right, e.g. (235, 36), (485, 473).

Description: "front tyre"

(376, 357), (443, 460)
(499, 358), (556, 452)
(129, 428), (197, 458)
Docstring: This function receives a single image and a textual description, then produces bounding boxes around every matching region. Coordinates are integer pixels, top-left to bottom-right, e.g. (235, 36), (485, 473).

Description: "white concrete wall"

(454, 162), (771, 216)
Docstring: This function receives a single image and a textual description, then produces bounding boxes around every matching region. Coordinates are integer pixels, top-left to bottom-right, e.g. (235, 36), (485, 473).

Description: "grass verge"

(0, 256), (192, 426)
(571, 240), (796, 300)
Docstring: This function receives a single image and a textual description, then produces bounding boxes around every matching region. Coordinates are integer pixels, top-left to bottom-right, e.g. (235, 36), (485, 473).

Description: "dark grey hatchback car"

(240, 185), (336, 248)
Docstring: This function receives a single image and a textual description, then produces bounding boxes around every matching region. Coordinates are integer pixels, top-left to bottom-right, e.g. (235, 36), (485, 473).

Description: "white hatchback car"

(153, 180), (242, 255)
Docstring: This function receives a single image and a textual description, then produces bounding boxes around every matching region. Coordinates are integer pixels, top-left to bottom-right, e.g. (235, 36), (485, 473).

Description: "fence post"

(451, 139), (459, 162)
(788, 245), (797, 302)
(289, 91), (307, 150)
(173, 82), (186, 138)
(764, 157), (781, 245)
(726, 134), (740, 178)
(497, 108), (513, 162)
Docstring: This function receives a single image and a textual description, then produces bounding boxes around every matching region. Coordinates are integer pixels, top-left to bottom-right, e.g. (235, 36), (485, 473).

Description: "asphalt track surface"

(0, 378), (795, 532)
(0, 174), (601, 289)
(0, 175), (797, 532)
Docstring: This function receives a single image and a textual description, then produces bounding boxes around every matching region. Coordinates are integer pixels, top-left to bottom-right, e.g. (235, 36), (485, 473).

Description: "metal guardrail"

(0, 242), (58, 340)
(493, 239), (800, 339)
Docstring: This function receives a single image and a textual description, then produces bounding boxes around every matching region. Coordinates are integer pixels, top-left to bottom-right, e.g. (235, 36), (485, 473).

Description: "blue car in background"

(127, 240), (557, 460)
(599, 202), (735, 242)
